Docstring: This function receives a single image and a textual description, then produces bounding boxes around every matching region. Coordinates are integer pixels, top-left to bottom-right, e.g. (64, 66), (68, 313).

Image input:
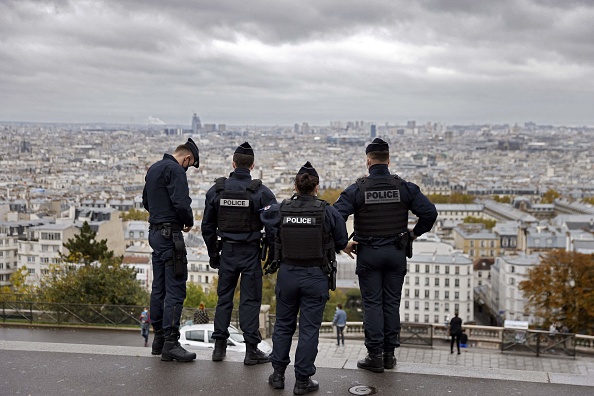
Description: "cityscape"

(1, 116), (593, 332)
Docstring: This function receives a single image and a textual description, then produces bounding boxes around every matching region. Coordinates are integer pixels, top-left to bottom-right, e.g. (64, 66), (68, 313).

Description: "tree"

(120, 208), (149, 221)
(541, 189), (560, 204)
(463, 216), (496, 230)
(0, 267), (37, 302)
(318, 188), (343, 205)
(493, 195), (511, 203)
(61, 221), (114, 265)
(519, 250), (594, 335)
(39, 258), (149, 305)
(426, 193), (475, 204)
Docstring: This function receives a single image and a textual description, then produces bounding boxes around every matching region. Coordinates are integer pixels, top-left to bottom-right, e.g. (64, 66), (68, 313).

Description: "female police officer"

(260, 161), (348, 395)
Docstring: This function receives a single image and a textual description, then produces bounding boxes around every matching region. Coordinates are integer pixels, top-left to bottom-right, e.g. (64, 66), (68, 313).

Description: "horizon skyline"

(1, 1), (594, 126)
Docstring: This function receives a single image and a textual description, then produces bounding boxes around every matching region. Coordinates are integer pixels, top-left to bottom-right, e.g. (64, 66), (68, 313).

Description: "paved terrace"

(1, 325), (594, 395)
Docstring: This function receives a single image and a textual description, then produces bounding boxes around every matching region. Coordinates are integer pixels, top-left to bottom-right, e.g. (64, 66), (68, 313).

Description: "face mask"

(182, 157), (189, 172)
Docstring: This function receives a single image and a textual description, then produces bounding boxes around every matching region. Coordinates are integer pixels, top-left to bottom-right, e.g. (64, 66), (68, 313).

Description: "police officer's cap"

(234, 141), (254, 157)
(184, 138), (200, 168)
(365, 138), (389, 154)
(297, 161), (319, 178)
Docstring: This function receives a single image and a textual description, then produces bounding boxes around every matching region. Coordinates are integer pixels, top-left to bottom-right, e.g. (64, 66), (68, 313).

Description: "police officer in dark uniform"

(142, 138), (200, 362)
(334, 138), (437, 372)
(261, 162), (348, 395)
(201, 142), (277, 365)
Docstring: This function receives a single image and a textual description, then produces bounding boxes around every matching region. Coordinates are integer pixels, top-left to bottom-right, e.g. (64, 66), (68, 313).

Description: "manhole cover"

(348, 385), (377, 395)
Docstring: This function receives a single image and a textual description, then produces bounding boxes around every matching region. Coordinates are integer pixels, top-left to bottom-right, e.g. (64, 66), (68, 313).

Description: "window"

(434, 290), (439, 299)
(415, 264), (420, 272)
(424, 302), (429, 311)
(424, 277), (429, 286)
(478, 280), (482, 286)
(434, 302), (439, 311)
(435, 266), (440, 274)
(405, 301), (409, 309)
(510, 278), (515, 285)
(455, 279), (460, 287)
(185, 330), (205, 342)
(405, 277), (409, 285)
(468, 278), (471, 287)
(205, 276), (209, 283)
(28, 268), (35, 275)
(445, 279), (450, 287)
(444, 303), (449, 312)
(414, 289), (419, 297)
(445, 291), (450, 299)
(424, 315), (429, 323)
(40, 257), (49, 263)
(470, 241), (474, 248)
(455, 266), (459, 275)
(405, 289), (410, 297)
(190, 275), (194, 282)
(198, 264), (203, 271)
(445, 266), (450, 274)
(405, 314), (409, 321)
(414, 301), (419, 310)
(435, 278), (440, 286)
(424, 290), (429, 298)
(414, 314), (419, 322)
(425, 265), (430, 273)
(470, 249), (475, 256)
(434, 315), (440, 323)
(478, 272), (482, 278)
(455, 292), (459, 299)
(198, 275), (202, 282)
(455, 303), (460, 312)
(415, 277), (419, 285)
(140, 232), (145, 238)
(129, 231), (134, 238)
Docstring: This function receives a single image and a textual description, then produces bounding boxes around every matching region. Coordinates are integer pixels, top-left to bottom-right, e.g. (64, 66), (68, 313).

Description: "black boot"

(357, 350), (384, 373)
(212, 339), (227, 361)
(383, 352), (396, 369)
(244, 342), (270, 365)
(161, 332), (196, 362)
(293, 377), (319, 395)
(268, 368), (285, 389)
(151, 329), (165, 355)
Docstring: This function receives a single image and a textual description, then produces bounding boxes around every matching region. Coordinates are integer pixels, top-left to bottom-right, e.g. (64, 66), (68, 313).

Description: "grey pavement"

(2, 325), (594, 395)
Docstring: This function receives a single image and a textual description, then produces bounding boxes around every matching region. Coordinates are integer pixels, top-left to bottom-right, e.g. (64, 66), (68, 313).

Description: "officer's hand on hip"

(343, 241), (359, 259)
(209, 255), (221, 269)
(183, 226), (192, 232)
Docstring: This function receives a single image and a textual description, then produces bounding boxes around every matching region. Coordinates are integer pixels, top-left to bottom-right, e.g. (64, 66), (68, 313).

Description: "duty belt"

(149, 223), (182, 231)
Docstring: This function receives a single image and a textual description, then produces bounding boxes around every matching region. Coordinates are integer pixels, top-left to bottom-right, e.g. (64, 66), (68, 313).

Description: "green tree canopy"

(61, 221), (114, 265)
(519, 250), (594, 335)
(39, 257), (149, 305)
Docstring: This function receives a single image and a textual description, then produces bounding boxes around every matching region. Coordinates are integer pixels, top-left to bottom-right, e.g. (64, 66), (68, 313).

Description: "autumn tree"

(318, 188), (343, 205)
(61, 221), (114, 265)
(120, 208), (149, 221)
(426, 193), (475, 204)
(463, 216), (496, 230)
(519, 250), (594, 335)
(0, 267), (37, 302)
(540, 189), (561, 204)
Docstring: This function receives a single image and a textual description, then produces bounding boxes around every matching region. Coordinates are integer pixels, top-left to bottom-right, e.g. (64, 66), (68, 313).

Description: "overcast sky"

(1, 0), (593, 126)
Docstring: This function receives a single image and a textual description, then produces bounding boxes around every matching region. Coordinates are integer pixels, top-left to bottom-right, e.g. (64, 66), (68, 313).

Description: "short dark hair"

(367, 150), (389, 162)
(233, 153), (254, 168)
(295, 173), (319, 194)
(174, 145), (191, 156)
(337, 303), (342, 309)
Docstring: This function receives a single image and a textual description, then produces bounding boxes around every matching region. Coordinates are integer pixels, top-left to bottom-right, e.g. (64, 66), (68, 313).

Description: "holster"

(395, 232), (413, 259)
(172, 231), (187, 276)
(260, 235), (268, 262)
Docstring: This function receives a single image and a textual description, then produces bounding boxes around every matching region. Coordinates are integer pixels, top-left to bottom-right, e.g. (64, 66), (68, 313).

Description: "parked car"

(179, 323), (272, 354)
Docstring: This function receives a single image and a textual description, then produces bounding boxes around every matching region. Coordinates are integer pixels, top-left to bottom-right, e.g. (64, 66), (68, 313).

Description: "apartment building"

(452, 224), (500, 259)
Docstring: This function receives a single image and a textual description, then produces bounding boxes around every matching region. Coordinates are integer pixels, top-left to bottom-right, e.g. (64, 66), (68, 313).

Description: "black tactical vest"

(280, 198), (328, 265)
(216, 177), (263, 233)
(354, 175), (409, 237)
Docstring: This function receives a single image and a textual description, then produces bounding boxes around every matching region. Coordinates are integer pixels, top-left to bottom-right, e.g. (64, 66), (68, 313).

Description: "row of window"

(408, 264), (471, 275)
(404, 301), (463, 312)
(406, 277), (470, 287)
(469, 240), (496, 248)
(189, 275), (210, 283)
(40, 232), (61, 240)
(404, 289), (471, 300)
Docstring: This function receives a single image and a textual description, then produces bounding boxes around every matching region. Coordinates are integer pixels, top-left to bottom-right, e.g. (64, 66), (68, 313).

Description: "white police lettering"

(220, 199), (249, 207)
(283, 216), (316, 225)
(365, 190), (401, 204)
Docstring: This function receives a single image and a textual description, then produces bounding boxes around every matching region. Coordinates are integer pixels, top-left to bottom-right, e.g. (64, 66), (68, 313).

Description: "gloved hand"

(209, 255), (221, 270)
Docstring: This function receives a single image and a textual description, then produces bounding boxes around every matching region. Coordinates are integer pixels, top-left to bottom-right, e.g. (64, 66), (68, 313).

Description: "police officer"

(201, 142), (277, 365)
(142, 138), (199, 362)
(334, 138), (437, 372)
(261, 162), (348, 395)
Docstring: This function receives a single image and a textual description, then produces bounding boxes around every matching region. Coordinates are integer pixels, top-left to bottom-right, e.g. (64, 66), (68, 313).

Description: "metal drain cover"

(348, 385), (377, 395)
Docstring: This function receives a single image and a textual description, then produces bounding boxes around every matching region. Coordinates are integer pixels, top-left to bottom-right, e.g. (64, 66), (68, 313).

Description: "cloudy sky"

(1, 0), (593, 126)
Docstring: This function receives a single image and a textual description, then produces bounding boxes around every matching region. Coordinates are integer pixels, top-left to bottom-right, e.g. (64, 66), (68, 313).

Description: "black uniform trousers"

(212, 241), (263, 345)
(149, 229), (187, 336)
(356, 243), (407, 353)
(271, 264), (329, 381)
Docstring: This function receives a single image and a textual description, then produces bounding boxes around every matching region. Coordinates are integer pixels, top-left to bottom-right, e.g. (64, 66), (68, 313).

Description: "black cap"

(234, 141), (254, 156)
(365, 137), (389, 154)
(297, 161), (319, 178)
(184, 138), (200, 168)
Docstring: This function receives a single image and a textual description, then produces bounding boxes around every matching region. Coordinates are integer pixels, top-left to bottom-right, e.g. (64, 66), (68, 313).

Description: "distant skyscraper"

(191, 113), (202, 133)
(370, 124), (377, 138)
(294, 123), (300, 134)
